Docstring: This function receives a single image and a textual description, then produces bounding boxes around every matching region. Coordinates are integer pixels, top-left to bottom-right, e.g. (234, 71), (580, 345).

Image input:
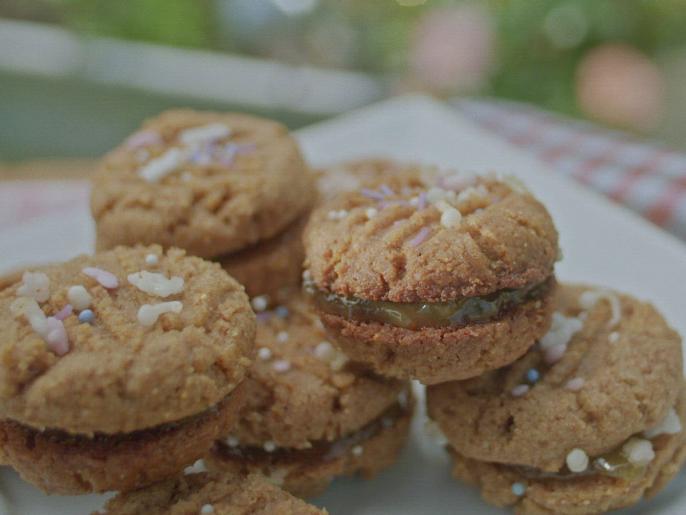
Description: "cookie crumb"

(225, 436), (240, 447)
(251, 295), (269, 312)
(17, 271), (50, 302)
(199, 503), (215, 514)
(565, 377), (585, 391)
(511, 384), (530, 397)
(579, 289), (621, 328)
(622, 437), (655, 466)
(511, 482), (527, 496)
(352, 445), (363, 457)
(257, 347), (272, 360)
(272, 359), (291, 373)
(263, 441), (277, 452)
(645, 407), (682, 438)
(184, 459), (207, 475)
(67, 285), (92, 310)
(566, 448), (589, 472)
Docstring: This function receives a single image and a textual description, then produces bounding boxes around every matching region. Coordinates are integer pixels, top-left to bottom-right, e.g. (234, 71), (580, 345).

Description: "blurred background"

(2, 0), (686, 160)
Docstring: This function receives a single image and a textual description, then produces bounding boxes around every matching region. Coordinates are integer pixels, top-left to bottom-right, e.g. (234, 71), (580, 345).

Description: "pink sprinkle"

(272, 359), (291, 373)
(409, 227), (431, 247)
(82, 267), (119, 289)
(126, 130), (162, 149)
(544, 343), (567, 364)
(45, 317), (69, 355)
(379, 184), (394, 196)
(54, 304), (73, 321)
(361, 188), (386, 200)
(417, 191), (427, 210)
(565, 377), (585, 391)
(511, 384), (530, 397)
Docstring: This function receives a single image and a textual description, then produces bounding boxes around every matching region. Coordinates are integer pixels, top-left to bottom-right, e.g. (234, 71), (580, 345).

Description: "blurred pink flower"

(576, 43), (665, 131)
(409, 5), (495, 93)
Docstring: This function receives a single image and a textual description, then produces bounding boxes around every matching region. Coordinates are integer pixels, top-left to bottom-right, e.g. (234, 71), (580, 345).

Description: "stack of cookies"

(304, 160), (686, 514)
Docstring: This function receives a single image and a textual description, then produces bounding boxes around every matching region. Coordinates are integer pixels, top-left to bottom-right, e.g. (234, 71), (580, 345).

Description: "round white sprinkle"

(137, 301), (183, 327)
(352, 445), (363, 457)
(18, 271), (50, 302)
(608, 331), (620, 343)
(276, 331), (289, 343)
(67, 285), (92, 311)
(365, 207), (378, 219)
(200, 504), (215, 514)
(225, 435), (240, 447)
(645, 407), (682, 438)
(622, 437), (655, 466)
(566, 448), (589, 473)
(314, 341), (335, 360)
(257, 347), (272, 360)
(145, 253), (159, 266)
(263, 441), (277, 452)
(272, 359), (291, 373)
(183, 459), (207, 475)
(440, 206), (462, 228)
(251, 296), (269, 312)
(565, 377), (585, 391)
(511, 384), (530, 397)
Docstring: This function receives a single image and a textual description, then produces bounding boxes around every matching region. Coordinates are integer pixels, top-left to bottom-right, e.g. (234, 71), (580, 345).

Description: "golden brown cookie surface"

(0, 245), (255, 434)
(427, 284), (683, 472)
(92, 110), (314, 258)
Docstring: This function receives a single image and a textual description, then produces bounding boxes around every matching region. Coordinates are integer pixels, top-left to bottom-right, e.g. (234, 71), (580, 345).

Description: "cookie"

(98, 472), (327, 515)
(0, 246), (255, 493)
(218, 212), (308, 301)
(92, 110), (315, 259)
(427, 283), (685, 514)
(207, 294), (413, 497)
(303, 168), (559, 384)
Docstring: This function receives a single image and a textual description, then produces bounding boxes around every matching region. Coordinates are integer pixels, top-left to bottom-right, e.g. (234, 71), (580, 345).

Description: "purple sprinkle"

(219, 144), (238, 166)
(379, 184), (394, 197)
(417, 191), (427, 210)
(409, 227), (431, 247)
(361, 188), (386, 200)
(54, 304), (73, 321)
(126, 130), (161, 149)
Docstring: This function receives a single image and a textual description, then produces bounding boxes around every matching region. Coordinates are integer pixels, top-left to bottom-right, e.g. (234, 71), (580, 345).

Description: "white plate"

(1, 95), (685, 514)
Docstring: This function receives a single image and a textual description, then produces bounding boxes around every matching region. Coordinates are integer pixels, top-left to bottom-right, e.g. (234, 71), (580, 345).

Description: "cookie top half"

(232, 294), (405, 449)
(0, 246), (255, 435)
(304, 168), (558, 303)
(427, 283), (683, 472)
(92, 110), (315, 258)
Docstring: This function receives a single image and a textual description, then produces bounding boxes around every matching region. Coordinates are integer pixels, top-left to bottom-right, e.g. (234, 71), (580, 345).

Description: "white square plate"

(1, 95), (685, 514)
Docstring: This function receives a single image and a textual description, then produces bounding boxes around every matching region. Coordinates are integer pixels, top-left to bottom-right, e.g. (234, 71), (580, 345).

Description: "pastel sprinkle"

(45, 317), (69, 355)
(608, 331), (620, 343)
(511, 482), (526, 496)
(379, 184), (394, 196)
(82, 267), (119, 289)
(17, 271), (51, 302)
(526, 368), (540, 384)
(179, 123), (231, 145)
(645, 408), (682, 438)
(622, 438), (655, 466)
(138, 147), (186, 182)
(78, 309), (95, 324)
(566, 448), (589, 472)
(225, 436), (240, 447)
(127, 271), (184, 297)
(54, 304), (73, 321)
(276, 331), (289, 343)
(544, 343), (567, 364)
(352, 445), (363, 457)
(360, 188), (386, 200)
(314, 341), (335, 360)
(255, 312), (272, 323)
(365, 207), (378, 219)
(327, 209), (349, 221)
(251, 296), (269, 312)
(200, 504), (215, 514)
(11, 298), (69, 355)
(145, 254), (159, 266)
(263, 441), (277, 452)
(440, 206), (462, 228)
(67, 285), (92, 310)
(183, 459), (207, 475)
(272, 359), (291, 373)
(274, 306), (289, 319)
(565, 377), (585, 391)
(409, 227), (431, 247)
(257, 347), (272, 360)
(417, 191), (427, 209)
(126, 130), (161, 149)
(137, 301), (183, 327)
(511, 384), (530, 397)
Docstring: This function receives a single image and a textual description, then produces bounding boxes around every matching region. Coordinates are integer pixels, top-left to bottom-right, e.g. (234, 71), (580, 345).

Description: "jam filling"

(304, 278), (551, 330)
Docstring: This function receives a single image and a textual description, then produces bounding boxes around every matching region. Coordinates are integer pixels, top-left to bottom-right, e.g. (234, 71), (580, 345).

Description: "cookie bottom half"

(448, 392), (686, 515)
(0, 383), (247, 494)
(218, 213), (307, 301)
(207, 399), (413, 498)
(318, 280), (555, 385)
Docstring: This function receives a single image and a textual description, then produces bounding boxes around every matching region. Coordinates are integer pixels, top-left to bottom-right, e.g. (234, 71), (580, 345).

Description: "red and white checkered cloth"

(455, 98), (686, 241)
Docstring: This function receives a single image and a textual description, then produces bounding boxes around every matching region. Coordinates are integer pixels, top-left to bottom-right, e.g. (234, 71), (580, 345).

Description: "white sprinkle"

(397, 390), (409, 408)
(276, 331), (289, 343)
(200, 504), (215, 514)
(566, 448), (589, 472)
(67, 285), (92, 311)
(17, 271), (50, 302)
(645, 408), (682, 438)
(456, 184), (489, 205)
(440, 206), (462, 228)
(544, 343), (568, 365)
(302, 270), (312, 282)
(251, 295), (269, 312)
(225, 435), (240, 447)
(138, 147), (186, 182)
(145, 254), (159, 266)
(352, 445), (364, 457)
(329, 352), (349, 372)
(426, 187), (448, 203)
(608, 331), (620, 343)
(327, 209), (349, 221)
(257, 347), (272, 360)
(540, 312), (584, 350)
(424, 420), (448, 445)
(137, 301), (183, 327)
(314, 341), (335, 360)
(11, 297), (48, 337)
(272, 359), (291, 373)
(263, 440), (277, 452)
(511, 384), (530, 397)
(365, 207), (378, 219)
(622, 437), (655, 466)
(179, 123), (231, 145)
(579, 289), (622, 328)
(565, 377), (585, 391)
(128, 271), (184, 298)
(183, 459), (207, 475)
